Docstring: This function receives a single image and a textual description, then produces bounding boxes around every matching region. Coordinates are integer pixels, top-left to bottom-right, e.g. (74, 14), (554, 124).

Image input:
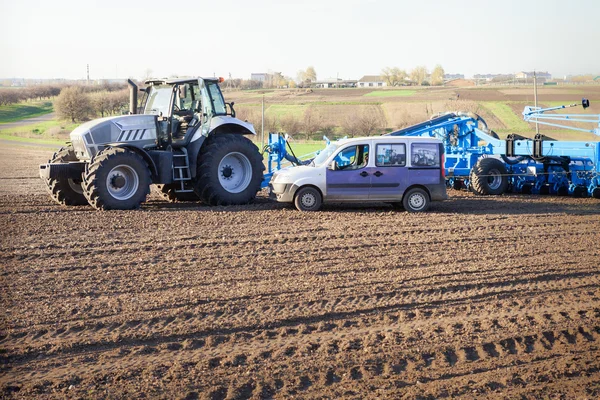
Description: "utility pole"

(87, 64), (90, 85)
(534, 71), (540, 135)
(261, 94), (265, 148)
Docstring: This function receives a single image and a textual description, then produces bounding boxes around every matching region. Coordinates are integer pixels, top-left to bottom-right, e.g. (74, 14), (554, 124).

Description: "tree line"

(0, 82), (127, 107)
(236, 104), (387, 141)
(380, 65), (445, 86)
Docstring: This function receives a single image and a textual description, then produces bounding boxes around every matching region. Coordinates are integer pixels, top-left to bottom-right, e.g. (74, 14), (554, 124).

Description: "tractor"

(40, 78), (264, 210)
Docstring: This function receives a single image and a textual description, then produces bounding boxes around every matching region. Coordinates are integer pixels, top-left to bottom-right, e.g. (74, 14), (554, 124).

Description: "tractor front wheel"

(45, 145), (88, 206)
(83, 147), (151, 210)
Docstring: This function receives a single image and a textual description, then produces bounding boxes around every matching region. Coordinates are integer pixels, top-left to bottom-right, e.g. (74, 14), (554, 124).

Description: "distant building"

(444, 74), (465, 81)
(515, 71), (552, 80)
(250, 73), (268, 82)
(473, 74), (503, 82)
(312, 78), (357, 88)
(357, 75), (387, 87)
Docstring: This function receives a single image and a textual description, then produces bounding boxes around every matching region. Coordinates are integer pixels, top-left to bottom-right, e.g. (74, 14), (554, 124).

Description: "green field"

(364, 90), (416, 97)
(481, 101), (531, 133)
(0, 101), (53, 123)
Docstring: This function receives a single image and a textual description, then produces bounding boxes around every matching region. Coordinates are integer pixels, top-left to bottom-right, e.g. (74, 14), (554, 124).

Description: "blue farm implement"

(388, 99), (600, 199)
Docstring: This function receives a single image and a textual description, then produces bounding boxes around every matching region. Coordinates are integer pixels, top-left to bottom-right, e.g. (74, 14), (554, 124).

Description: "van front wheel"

(294, 187), (322, 211)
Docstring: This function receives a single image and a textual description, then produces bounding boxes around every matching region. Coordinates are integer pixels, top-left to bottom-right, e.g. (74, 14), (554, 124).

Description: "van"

(269, 136), (447, 212)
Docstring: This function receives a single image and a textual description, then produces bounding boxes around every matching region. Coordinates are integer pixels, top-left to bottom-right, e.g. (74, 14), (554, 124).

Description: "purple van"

(269, 136), (447, 212)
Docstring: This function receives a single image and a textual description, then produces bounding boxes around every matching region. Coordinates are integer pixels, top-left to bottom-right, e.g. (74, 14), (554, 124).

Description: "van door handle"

(374, 171), (383, 177)
(360, 171), (369, 177)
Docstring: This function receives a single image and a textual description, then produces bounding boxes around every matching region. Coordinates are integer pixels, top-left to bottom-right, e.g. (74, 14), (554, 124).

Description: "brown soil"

(1, 144), (600, 399)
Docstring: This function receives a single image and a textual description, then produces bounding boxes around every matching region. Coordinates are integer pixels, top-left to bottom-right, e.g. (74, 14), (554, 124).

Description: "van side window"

(334, 144), (369, 170)
(376, 144), (406, 167)
(411, 143), (440, 167)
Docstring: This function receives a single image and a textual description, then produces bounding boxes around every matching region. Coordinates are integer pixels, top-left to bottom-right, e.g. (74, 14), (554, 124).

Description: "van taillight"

(441, 154), (446, 178)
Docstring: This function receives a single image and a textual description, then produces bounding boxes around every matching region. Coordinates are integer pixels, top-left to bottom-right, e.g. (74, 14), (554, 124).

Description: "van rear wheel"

(402, 188), (430, 212)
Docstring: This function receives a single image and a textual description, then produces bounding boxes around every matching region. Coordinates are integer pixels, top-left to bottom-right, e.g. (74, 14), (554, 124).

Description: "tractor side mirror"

(179, 86), (187, 99)
(582, 98), (590, 109)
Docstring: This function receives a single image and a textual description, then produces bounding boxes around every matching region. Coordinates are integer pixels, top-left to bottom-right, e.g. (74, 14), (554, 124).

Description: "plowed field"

(1, 143), (600, 399)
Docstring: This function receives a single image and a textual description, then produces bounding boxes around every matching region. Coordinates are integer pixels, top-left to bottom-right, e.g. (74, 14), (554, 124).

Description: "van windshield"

(313, 143), (339, 166)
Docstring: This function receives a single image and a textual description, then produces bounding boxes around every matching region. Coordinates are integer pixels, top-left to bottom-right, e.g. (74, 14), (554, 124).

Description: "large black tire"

(194, 134), (264, 206)
(154, 184), (200, 203)
(45, 145), (88, 206)
(82, 147), (151, 210)
(402, 188), (430, 212)
(294, 186), (322, 211)
(471, 158), (509, 195)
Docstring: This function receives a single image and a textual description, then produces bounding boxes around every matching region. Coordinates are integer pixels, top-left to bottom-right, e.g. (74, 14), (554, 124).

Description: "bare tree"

(410, 66), (428, 86)
(302, 106), (322, 140)
(357, 105), (386, 136)
(341, 113), (362, 138)
(381, 67), (408, 87)
(91, 91), (111, 117)
(430, 65), (445, 86)
(280, 114), (302, 136)
(55, 86), (92, 122)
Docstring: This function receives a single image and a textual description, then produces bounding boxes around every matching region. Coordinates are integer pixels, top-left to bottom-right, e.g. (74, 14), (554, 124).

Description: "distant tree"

(430, 65), (445, 86)
(107, 90), (129, 115)
(381, 67), (408, 86)
(91, 91), (111, 117)
(0, 89), (22, 106)
(357, 105), (386, 136)
(280, 114), (302, 136)
(55, 86), (92, 122)
(410, 66), (428, 86)
(305, 66), (317, 82)
(297, 66), (317, 87)
(341, 113), (362, 138)
(302, 106), (322, 140)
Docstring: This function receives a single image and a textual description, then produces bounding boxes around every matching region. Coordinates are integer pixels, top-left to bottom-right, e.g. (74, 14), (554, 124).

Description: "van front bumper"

(269, 183), (297, 203)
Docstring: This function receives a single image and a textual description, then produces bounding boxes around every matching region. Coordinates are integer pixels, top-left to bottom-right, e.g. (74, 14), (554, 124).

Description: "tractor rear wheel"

(471, 158), (509, 195)
(154, 184), (200, 202)
(83, 147), (151, 210)
(194, 134), (264, 206)
(45, 145), (88, 206)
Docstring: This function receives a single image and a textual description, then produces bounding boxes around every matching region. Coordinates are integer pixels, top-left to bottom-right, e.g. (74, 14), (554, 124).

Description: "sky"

(1, 0), (599, 81)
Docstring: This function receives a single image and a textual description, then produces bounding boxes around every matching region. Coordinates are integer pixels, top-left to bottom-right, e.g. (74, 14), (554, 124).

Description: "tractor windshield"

(143, 86), (172, 116)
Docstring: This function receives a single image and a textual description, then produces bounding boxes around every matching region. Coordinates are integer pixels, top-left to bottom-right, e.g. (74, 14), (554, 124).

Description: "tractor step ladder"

(172, 148), (194, 193)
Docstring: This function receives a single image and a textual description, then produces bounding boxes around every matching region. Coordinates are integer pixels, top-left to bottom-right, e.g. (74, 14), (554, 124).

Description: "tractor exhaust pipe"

(127, 79), (138, 115)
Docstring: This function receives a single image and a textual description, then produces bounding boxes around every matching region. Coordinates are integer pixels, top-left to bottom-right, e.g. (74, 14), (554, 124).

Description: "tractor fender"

(102, 143), (159, 179)
(209, 116), (256, 135)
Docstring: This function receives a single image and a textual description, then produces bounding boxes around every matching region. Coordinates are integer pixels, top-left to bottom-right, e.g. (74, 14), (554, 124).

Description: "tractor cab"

(141, 78), (236, 148)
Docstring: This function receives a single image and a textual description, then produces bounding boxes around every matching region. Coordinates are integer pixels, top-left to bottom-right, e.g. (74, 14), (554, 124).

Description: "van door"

(326, 143), (371, 200)
(369, 142), (409, 201)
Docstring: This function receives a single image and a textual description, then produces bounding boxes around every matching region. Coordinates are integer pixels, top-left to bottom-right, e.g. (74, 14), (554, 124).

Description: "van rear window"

(411, 143), (440, 167)
(376, 144), (406, 167)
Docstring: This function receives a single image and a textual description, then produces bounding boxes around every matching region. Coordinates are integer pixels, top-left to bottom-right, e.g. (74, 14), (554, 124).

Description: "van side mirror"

(328, 161), (337, 171)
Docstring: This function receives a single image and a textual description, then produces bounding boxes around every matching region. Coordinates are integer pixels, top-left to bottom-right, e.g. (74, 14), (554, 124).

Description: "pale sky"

(1, 0), (599, 81)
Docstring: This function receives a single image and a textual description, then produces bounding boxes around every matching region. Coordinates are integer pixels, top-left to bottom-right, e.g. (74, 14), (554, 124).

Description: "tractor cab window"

(334, 144), (369, 170)
(205, 81), (227, 116)
(174, 84), (195, 112)
(143, 85), (172, 117)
